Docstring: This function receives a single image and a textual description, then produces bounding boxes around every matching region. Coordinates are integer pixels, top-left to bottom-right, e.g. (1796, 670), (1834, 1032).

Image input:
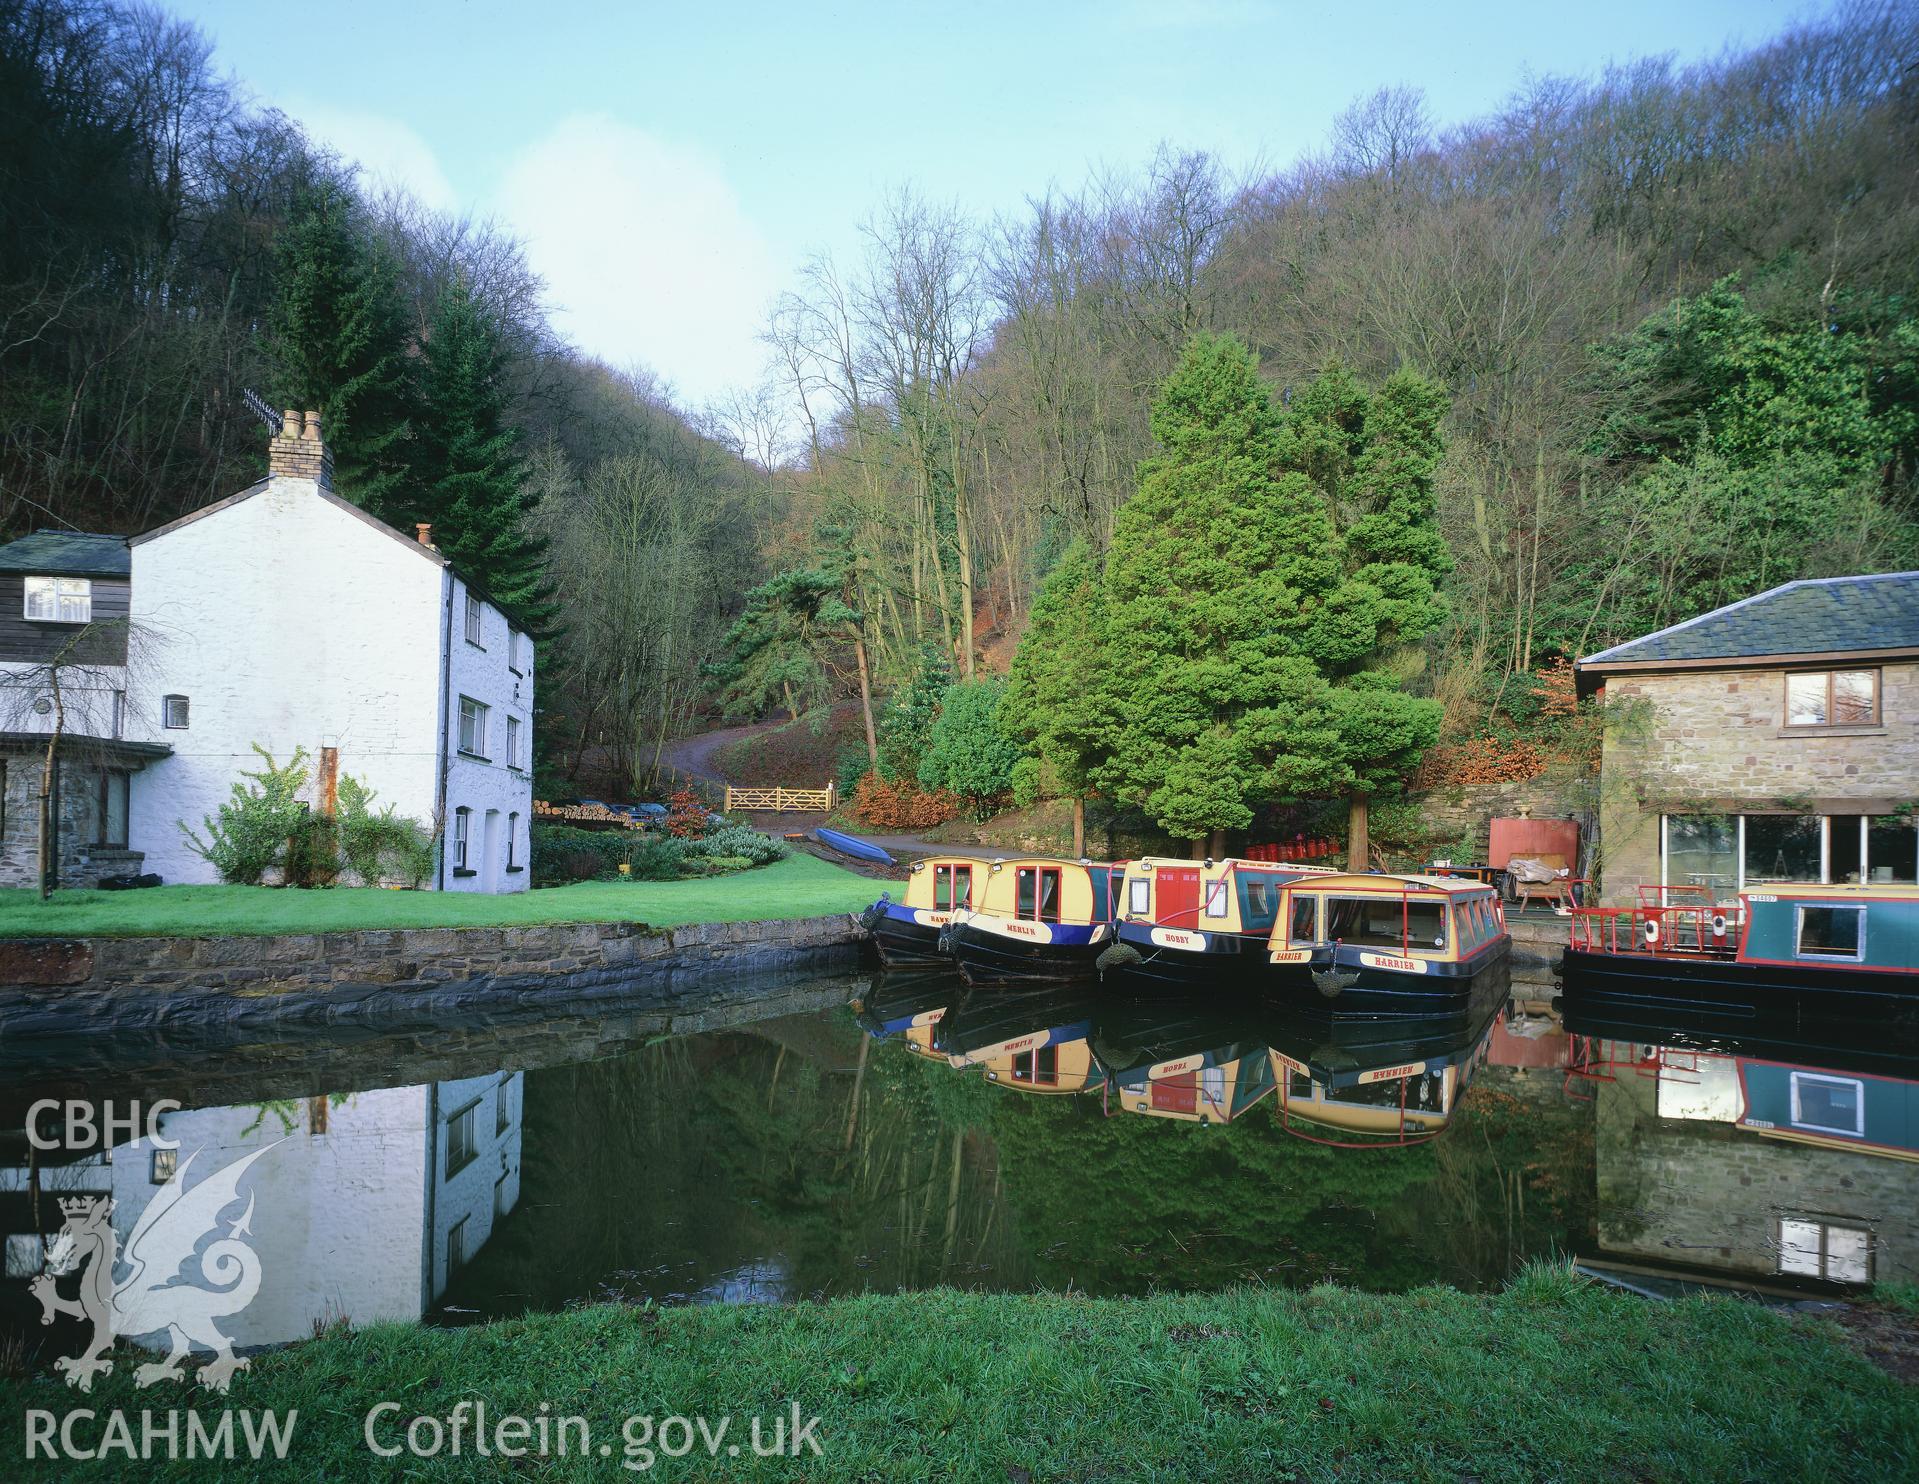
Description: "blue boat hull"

(813, 827), (896, 865)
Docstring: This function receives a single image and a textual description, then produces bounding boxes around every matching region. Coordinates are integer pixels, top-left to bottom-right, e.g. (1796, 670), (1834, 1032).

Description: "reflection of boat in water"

(861, 856), (990, 969)
(1561, 991), (1919, 1162)
(851, 974), (954, 1042)
(1093, 995), (1278, 1124)
(1100, 857), (1337, 991)
(1562, 883), (1919, 1015)
(933, 986), (1102, 1093)
(944, 858), (1124, 985)
(1261, 996), (1507, 1141)
(1266, 873), (1511, 1012)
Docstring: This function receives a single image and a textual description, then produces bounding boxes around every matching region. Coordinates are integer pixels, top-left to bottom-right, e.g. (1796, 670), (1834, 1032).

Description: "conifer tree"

(270, 181), (418, 517)
(413, 278), (557, 633)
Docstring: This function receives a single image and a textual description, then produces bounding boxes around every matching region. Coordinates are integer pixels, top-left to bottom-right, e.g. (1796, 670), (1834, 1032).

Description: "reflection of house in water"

(1586, 1038), (1918, 1287)
(0, 1072), (522, 1350)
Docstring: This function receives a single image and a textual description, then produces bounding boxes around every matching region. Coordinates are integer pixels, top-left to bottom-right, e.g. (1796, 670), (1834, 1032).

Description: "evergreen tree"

(270, 181), (418, 516)
(999, 539), (1110, 852)
(414, 278), (557, 633)
(1092, 335), (1446, 857)
(704, 567), (857, 722)
(917, 677), (1021, 812)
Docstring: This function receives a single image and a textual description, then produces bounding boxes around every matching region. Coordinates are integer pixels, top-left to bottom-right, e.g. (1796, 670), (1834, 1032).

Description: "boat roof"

(910, 854), (1118, 869)
(1743, 882), (1919, 901)
(1282, 872), (1498, 895)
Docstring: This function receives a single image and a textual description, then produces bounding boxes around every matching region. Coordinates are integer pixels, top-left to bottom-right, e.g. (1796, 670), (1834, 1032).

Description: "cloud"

(492, 114), (779, 410)
(293, 103), (459, 213)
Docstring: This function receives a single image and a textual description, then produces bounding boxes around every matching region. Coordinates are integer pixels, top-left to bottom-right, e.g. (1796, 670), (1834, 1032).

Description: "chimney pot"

(302, 410), (321, 441)
(416, 523), (434, 547)
(281, 408), (300, 438)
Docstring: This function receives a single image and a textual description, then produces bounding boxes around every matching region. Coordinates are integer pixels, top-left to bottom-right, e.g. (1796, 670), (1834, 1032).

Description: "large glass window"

(1866, 815), (1919, 885)
(1779, 1218), (1871, 1282)
(1665, 815), (1738, 893)
(1744, 815), (1821, 885)
(1326, 897), (1447, 951)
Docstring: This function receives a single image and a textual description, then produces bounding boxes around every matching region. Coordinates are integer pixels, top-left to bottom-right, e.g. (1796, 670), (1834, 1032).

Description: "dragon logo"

(29, 1141), (279, 1393)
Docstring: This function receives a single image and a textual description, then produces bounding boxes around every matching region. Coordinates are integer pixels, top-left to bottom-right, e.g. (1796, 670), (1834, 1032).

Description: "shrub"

(875, 645), (951, 781)
(337, 775), (435, 888)
(665, 788), (709, 838)
(283, 812), (340, 888)
(917, 677), (1020, 811)
(531, 823), (628, 884)
(181, 745), (310, 885)
(698, 825), (789, 865)
(849, 771), (961, 830)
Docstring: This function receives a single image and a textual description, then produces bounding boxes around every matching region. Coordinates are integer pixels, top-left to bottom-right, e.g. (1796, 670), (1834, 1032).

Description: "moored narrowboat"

(1265, 873), (1510, 1011)
(852, 974), (954, 1045)
(943, 857), (1125, 984)
(1097, 857), (1337, 990)
(860, 855), (989, 969)
(1561, 883), (1918, 1014)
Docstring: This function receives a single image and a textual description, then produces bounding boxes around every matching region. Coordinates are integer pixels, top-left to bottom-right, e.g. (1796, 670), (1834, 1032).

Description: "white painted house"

(118, 410), (533, 892)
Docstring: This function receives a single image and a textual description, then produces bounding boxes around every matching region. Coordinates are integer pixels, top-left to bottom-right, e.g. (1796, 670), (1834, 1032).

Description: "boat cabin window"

(1203, 879), (1230, 919)
(1288, 894), (1319, 944)
(1127, 876), (1150, 916)
(1788, 1072), (1865, 1137)
(1012, 1046), (1059, 1086)
(1795, 905), (1864, 961)
(1242, 878), (1268, 923)
(1326, 896), (1447, 951)
(934, 863), (973, 911)
(1454, 902), (1478, 950)
(1017, 866), (1062, 923)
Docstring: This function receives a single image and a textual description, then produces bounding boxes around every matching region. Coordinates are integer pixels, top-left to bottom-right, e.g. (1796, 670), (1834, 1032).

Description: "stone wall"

(1400, 770), (1591, 862)
(0, 749), (146, 890)
(0, 912), (868, 1032)
(1596, 661), (1919, 904)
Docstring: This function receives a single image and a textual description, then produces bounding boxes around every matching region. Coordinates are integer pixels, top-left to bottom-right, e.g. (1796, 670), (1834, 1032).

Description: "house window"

(150, 1148), (177, 1184)
(1779, 1218), (1872, 1283)
(1203, 879), (1229, 919)
(506, 716), (521, 769)
(508, 630), (525, 672)
(95, 770), (127, 848)
(464, 592), (483, 646)
(452, 807), (471, 872)
(494, 1174), (511, 1221)
(458, 697), (488, 756)
(24, 576), (90, 623)
(507, 811), (519, 870)
(446, 1103), (477, 1177)
(162, 694), (189, 729)
(1785, 669), (1878, 727)
(1789, 1072), (1865, 1136)
(447, 1216), (469, 1277)
(497, 1079), (511, 1135)
(1743, 814), (1821, 885)
(1127, 877), (1150, 916)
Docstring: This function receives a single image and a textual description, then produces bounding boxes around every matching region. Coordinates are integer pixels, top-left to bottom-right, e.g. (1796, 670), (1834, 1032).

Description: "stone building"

(0, 411), (535, 892)
(1578, 572), (1919, 905)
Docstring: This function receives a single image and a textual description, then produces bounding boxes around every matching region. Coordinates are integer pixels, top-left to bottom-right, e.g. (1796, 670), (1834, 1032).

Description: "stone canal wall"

(0, 913), (869, 1030)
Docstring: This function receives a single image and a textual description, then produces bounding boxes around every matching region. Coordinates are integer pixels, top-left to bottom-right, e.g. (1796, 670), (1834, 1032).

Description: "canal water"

(4, 964), (1915, 1369)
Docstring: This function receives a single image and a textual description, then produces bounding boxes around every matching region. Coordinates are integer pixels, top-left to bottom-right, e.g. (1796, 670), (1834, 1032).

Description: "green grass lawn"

(4, 1273), (1914, 1480)
(0, 853), (882, 938)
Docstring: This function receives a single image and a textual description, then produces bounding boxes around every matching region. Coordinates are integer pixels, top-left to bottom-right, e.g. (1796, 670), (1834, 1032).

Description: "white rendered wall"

(441, 576), (533, 893)
(125, 477), (444, 885)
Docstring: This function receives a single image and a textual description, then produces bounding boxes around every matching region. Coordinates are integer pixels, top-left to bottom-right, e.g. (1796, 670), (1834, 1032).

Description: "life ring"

(1710, 913), (1729, 939)
(1643, 919), (1660, 946)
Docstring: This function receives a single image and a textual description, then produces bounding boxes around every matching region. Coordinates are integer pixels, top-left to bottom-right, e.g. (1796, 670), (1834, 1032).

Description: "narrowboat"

(942, 857), (1125, 984)
(1561, 883), (1919, 1014)
(1265, 873), (1510, 1011)
(1265, 998), (1505, 1140)
(1097, 857), (1337, 990)
(1093, 997), (1278, 1124)
(859, 855), (990, 969)
(934, 987), (1102, 1094)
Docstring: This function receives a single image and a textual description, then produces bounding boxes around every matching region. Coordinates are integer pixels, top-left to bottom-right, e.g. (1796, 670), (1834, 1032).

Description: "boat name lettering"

(1358, 952), (1428, 974)
(1358, 1062), (1427, 1084)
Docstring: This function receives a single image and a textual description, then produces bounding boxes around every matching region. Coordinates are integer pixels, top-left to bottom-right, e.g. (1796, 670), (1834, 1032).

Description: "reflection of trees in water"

(446, 1015), (1032, 1314)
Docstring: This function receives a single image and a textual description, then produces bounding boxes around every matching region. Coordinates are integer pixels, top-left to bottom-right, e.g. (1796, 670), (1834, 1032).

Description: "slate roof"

(1580, 572), (1919, 669)
(0, 531), (130, 577)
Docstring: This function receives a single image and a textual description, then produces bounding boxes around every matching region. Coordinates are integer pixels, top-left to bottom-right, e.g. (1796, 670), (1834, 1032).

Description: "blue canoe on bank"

(812, 826), (897, 866)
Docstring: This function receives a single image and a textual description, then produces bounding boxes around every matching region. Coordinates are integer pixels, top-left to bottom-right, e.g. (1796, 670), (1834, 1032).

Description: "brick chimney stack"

(267, 408), (333, 487)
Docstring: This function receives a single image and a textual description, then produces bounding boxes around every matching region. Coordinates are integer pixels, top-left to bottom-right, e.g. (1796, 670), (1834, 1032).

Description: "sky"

(177, 0), (1799, 413)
